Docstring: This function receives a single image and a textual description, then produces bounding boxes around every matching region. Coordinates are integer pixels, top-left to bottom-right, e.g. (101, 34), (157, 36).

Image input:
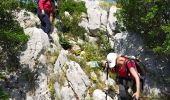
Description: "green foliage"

(83, 43), (103, 61)
(21, 1), (36, 13)
(56, 0), (86, 40)
(0, 0), (36, 12)
(97, 31), (113, 56)
(60, 0), (87, 16)
(0, 0), (29, 71)
(60, 14), (86, 39)
(116, 0), (170, 55)
(0, 87), (9, 100)
(59, 34), (71, 50)
(48, 74), (57, 99)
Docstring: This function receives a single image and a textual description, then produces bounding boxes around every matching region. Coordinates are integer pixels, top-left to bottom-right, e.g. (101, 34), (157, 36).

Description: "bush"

(60, 0), (87, 16)
(96, 31), (113, 56)
(0, 87), (9, 100)
(56, 13), (86, 40)
(83, 43), (103, 61)
(116, 0), (170, 55)
(59, 34), (71, 50)
(48, 74), (57, 99)
(56, 0), (86, 40)
(0, 0), (29, 71)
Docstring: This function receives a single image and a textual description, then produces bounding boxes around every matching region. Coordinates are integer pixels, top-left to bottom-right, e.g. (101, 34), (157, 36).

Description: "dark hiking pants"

(117, 77), (144, 100)
(37, 8), (51, 34)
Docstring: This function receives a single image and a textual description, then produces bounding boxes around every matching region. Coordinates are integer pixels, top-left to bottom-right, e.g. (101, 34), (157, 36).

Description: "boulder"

(93, 89), (113, 100)
(108, 6), (118, 31)
(87, 8), (101, 31)
(65, 61), (91, 99)
(54, 50), (68, 74)
(19, 27), (50, 69)
(14, 10), (40, 29)
(101, 10), (108, 26)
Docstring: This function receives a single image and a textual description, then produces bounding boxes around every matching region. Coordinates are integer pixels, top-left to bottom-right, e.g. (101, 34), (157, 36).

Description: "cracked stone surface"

(19, 27), (50, 69)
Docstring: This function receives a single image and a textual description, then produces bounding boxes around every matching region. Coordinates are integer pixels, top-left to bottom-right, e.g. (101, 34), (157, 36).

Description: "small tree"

(116, 0), (170, 55)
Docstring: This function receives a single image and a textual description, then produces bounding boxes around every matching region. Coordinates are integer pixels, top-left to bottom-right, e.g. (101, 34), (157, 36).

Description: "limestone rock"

(108, 6), (118, 31)
(19, 27), (50, 69)
(65, 61), (91, 99)
(14, 10), (40, 29)
(54, 50), (68, 74)
(101, 10), (108, 26)
(93, 89), (113, 100)
(87, 8), (101, 30)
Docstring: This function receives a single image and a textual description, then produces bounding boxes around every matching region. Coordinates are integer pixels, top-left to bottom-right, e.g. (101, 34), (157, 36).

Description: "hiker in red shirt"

(37, 0), (54, 41)
(106, 53), (141, 100)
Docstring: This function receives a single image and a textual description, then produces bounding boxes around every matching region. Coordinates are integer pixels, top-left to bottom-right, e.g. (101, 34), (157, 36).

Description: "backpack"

(125, 56), (146, 90)
(125, 56), (146, 78)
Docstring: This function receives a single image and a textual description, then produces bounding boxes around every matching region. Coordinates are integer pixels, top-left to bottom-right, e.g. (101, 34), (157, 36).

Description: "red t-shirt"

(39, 0), (53, 15)
(111, 57), (138, 79)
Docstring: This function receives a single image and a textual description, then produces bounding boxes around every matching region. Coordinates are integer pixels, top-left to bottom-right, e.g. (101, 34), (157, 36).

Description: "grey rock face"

(93, 89), (113, 100)
(20, 28), (50, 69)
(65, 61), (91, 99)
(54, 50), (68, 74)
(26, 67), (51, 100)
(87, 8), (101, 30)
(113, 32), (143, 56)
(14, 10), (40, 29)
(108, 6), (118, 31)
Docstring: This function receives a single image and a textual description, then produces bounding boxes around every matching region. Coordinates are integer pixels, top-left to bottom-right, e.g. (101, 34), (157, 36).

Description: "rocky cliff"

(0, 0), (170, 100)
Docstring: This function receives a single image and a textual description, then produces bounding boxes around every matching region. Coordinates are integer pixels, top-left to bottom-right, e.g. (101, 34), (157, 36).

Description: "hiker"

(37, 0), (54, 41)
(106, 53), (143, 100)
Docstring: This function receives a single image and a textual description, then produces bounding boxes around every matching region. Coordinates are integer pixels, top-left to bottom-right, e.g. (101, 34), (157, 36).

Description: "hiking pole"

(105, 62), (109, 100)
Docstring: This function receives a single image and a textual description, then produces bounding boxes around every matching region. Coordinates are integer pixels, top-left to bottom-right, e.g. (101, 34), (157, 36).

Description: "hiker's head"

(107, 53), (118, 68)
(107, 53), (124, 68)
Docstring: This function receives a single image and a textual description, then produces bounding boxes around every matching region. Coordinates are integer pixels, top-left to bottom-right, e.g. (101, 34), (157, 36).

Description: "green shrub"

(60, 0), (87, 16)
(116, 0), (170, 55)
(56, 13), (86, 40)
(96, 31), (113, 56)
(83, 43), (103, 61)
(59, 34), (71, 50)
(56, 0), (86, 40)
(0, 0), (29, 71)
(48, 74), (57, 99)
(0, 87), (9, 100)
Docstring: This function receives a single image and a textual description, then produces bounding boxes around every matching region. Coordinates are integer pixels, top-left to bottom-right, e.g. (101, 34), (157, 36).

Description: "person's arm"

(129, 67), (140, 99)
(39, 0), (46, 14)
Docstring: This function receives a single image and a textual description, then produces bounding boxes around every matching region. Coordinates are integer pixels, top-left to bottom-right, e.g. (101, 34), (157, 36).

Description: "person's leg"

(42, 14), (51, 34)
(37, 8), (45, 27)
(118, 78), (132, 100)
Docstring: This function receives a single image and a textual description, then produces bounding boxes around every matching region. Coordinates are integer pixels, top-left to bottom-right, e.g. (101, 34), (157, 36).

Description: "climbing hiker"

(105, 53), (145, 100)
(36, 0), (54, 42)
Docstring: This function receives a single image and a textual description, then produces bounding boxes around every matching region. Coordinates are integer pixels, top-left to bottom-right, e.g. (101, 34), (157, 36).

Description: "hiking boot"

(47, 34), (54, 43)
